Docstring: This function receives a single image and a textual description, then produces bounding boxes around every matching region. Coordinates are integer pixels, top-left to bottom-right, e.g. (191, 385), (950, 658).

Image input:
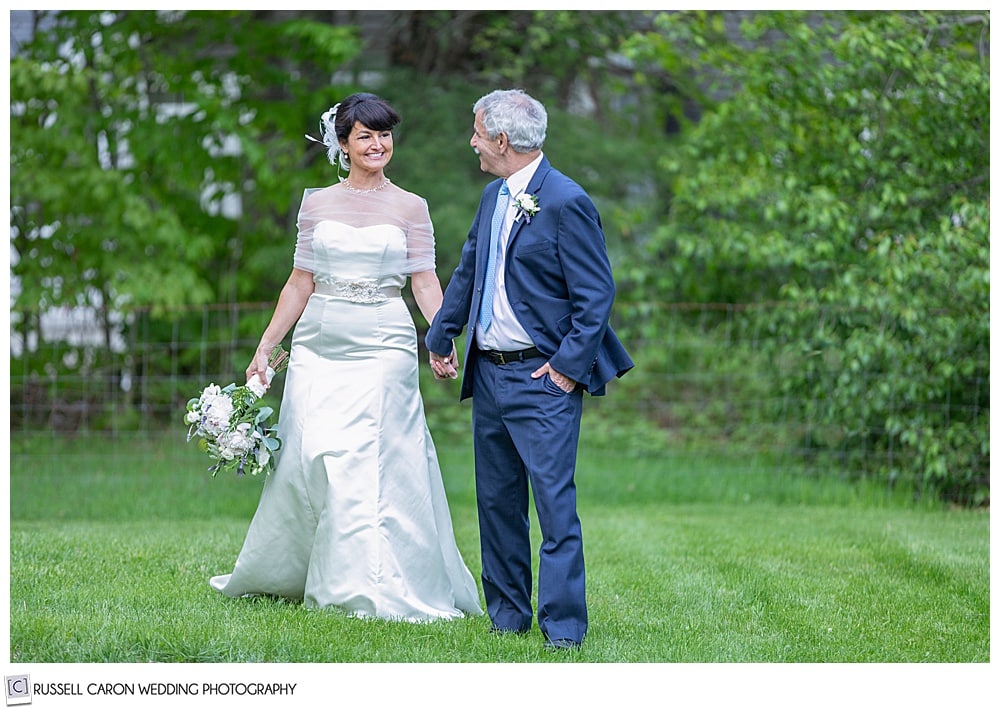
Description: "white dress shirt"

(477, 153), (545, 352)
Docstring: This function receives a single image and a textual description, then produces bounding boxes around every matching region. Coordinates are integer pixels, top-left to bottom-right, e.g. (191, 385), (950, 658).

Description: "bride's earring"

(337, 143), (351, 179)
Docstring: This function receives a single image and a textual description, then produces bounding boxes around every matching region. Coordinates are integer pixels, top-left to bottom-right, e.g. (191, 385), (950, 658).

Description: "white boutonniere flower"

(513, 192), (540, 223)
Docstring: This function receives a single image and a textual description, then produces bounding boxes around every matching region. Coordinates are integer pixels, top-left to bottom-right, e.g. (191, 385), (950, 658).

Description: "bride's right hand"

(246, 344), (272, 386)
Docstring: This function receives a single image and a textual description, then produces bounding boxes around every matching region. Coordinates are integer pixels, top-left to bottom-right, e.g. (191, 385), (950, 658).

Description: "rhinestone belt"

(313, 280), (401, 303)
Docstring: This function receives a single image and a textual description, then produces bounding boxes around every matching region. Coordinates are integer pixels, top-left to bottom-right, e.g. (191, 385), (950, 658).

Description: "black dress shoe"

(543, 638), (582, 651)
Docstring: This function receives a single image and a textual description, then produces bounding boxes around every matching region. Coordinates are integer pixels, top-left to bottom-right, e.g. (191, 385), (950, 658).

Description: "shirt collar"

(505, 152), (544, 200)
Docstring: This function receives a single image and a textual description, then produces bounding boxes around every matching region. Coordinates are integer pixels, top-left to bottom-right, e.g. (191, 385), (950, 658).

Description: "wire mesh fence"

(9, 300), (989, 501)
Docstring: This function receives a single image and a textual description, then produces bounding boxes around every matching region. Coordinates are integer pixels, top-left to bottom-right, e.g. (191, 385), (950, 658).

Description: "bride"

(210, 93), (482, 622)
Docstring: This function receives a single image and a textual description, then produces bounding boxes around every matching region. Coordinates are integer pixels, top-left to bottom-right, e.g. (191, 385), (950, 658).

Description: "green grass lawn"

(8, 432), (989, 665)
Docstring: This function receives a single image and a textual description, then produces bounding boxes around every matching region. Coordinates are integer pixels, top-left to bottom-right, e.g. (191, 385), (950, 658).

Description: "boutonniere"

(513, 192), (540, 223)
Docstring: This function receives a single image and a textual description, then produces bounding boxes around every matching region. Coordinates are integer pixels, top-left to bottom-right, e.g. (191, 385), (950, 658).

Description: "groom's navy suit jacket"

(427, 157), (633, 399)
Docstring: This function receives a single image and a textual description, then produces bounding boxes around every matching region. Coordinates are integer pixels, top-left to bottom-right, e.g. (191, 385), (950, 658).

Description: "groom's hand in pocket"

(531, 362), (576, 393)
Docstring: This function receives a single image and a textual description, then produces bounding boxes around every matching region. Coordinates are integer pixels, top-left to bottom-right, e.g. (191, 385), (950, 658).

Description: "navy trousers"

(471, 352), (587, 643)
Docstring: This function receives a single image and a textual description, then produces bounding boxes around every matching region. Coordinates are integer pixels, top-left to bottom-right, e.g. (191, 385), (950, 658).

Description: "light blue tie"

(478, 180), (510, 333)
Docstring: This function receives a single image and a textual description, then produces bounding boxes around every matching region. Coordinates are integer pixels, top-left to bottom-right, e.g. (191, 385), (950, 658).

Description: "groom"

(427, 89), (633, 650)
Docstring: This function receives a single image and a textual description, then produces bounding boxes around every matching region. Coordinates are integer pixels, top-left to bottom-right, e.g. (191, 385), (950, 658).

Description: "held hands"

(430, 345), (460, 380)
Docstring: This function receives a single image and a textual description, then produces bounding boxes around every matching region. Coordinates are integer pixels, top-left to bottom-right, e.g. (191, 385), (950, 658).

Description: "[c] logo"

(5, 675), (32, 706)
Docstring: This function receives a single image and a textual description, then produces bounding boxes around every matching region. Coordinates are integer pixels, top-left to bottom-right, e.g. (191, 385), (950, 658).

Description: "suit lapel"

(507, 158), (551, 248)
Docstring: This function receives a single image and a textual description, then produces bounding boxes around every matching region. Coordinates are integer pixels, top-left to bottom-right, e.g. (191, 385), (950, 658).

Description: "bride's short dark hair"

(334, 93), (401, 143)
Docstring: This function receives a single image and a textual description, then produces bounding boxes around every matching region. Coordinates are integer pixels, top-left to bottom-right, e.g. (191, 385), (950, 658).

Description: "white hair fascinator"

(305, 103), (350, 171)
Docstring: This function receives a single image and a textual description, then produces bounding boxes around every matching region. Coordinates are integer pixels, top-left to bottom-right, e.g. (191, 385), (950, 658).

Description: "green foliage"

(469, 11), (637, 102)
(623, 11), (989, 504)
(378, 68), (658, 282)
(10, 10), (990, 507)
(10, 10), (363, 315)
(777, 199), (989, 504)
(10, 10), (365, 392)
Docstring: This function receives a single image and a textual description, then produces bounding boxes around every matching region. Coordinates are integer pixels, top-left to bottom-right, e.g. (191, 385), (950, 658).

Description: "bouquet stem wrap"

(246, 367), (276, 399)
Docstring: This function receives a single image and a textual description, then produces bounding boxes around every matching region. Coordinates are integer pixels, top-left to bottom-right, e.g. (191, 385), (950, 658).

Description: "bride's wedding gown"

(211, 184), (483, 621)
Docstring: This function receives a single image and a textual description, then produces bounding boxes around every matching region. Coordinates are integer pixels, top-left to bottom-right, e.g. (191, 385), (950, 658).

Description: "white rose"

(202, 398), (234, 437)
(198, 383), (222, 406)
(218, 422), (255, 458)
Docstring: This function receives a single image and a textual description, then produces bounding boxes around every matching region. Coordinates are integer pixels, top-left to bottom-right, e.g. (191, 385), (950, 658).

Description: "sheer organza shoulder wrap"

(292, 184), (436, 274)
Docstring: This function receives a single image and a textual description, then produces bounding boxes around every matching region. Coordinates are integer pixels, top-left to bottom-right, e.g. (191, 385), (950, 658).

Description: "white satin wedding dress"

(211, 183), (483, 622)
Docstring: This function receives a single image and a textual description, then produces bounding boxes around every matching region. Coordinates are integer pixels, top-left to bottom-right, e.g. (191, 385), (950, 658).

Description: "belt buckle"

(495, 351), (507, 365)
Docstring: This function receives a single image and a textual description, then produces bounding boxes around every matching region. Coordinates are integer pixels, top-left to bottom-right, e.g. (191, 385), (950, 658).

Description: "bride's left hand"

(430, 346), (459, 380)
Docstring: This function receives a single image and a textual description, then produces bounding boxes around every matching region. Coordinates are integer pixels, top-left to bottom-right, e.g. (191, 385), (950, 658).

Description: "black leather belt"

(478, 347), (543, 365)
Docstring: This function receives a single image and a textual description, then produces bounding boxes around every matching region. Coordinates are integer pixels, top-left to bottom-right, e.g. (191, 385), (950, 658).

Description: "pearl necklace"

(343, 177), (391, 193)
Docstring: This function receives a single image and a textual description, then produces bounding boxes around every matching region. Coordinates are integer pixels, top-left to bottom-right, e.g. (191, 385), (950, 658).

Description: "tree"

(10, 10), (362, 317)
(10, 10), (656, 372)
(10, 10), (363, 396)
(623, 11), (989, 503)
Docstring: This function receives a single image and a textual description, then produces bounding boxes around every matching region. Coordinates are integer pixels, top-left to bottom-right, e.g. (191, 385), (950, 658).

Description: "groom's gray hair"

(474, 89), (547, 153)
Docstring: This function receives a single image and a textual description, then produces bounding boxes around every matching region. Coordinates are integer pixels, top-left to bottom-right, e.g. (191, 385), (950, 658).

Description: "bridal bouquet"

(184, 346), (290, 477)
